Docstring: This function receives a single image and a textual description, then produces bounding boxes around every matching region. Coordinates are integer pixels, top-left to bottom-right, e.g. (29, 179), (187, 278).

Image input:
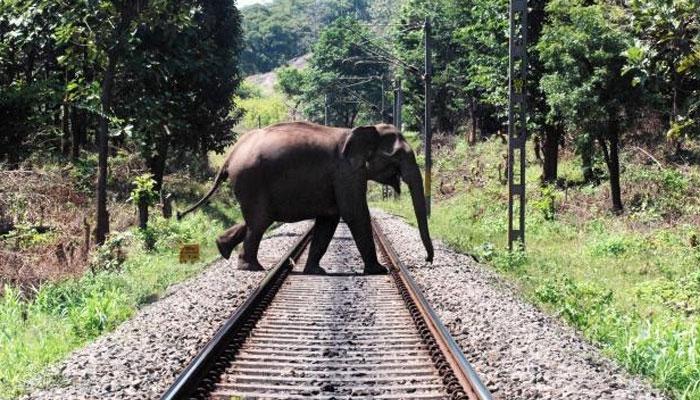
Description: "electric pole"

(508, 0), (528, 250)
(423, 18), (433, 217)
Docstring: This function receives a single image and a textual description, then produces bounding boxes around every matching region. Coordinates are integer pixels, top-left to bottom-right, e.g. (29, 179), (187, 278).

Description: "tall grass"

(373, 138), (700, 399)
(0, 210), (235, 399)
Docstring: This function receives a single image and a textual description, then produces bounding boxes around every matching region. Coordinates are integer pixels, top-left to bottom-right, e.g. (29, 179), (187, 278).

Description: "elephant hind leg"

(237, 224), (270, 271)
(216, 223), (247, 260)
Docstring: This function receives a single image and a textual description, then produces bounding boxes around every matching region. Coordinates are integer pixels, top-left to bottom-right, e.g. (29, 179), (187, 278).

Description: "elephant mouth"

(371, 171), (402, 195)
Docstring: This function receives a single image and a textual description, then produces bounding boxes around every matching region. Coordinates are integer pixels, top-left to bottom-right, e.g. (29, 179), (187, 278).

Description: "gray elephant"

(177, 121), (433, 274)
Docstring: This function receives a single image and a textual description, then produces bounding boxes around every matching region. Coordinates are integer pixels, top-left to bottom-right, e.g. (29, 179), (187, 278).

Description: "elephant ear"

(341, 126), (379, 170)
(375, 124), (404, 157)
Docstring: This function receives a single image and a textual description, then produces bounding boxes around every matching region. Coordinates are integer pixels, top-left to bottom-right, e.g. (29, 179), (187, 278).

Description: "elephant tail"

(176, 165), (229, 221)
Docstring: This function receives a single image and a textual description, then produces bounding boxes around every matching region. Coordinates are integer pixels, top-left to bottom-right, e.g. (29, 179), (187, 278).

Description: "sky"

(238, 0), (272, 7)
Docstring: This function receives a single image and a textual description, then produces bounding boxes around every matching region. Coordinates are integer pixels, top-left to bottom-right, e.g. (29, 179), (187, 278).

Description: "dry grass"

(0, 164), (139, 291)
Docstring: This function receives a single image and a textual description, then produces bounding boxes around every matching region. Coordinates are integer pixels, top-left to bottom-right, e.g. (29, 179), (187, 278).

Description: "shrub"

(88, 232), (130, 273)
(532, 184), (558, 221)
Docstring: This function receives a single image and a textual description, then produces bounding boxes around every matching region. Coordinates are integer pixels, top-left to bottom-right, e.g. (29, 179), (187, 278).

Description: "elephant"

(177, 121), (433, 274)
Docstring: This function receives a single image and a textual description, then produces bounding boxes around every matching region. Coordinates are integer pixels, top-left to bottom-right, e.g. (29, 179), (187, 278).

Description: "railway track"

(161, 220), (491, 400)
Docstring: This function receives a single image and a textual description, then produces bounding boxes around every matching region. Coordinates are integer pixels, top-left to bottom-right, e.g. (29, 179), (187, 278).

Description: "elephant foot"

(303, 264), (327, 275)
(237, 258), (265, 271)
(216, 237), (235, 260)
(363, 262), (388, 275)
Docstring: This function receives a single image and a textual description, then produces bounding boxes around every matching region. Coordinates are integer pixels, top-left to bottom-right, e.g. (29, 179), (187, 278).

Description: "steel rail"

(162, 220), (491, 399)
(160, 227), (313, 400)
(372, 218), (493, 400)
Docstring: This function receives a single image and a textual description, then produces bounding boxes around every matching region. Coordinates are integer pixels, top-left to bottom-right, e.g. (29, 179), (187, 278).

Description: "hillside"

(239, 0), (397, 75)
(245, 54), (310, 95)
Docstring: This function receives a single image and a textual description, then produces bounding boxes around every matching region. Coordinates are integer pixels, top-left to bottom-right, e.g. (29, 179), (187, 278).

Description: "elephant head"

(341, 124), (434, 262)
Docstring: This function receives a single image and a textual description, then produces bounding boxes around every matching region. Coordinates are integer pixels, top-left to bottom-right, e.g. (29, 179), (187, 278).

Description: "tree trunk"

(95, 52), (117, 245)
(70, 106), (86, 160)
(608, 129), (623, 213)
(468, 98), (478, 145)
(580, 137), (594, 183)
(147, 136), (169, 194)
(61, 102), (71, 156)
(598, 121), (623, 213)
(161, 192), (173, 218)
(541, 124), (560, 184)
(138, 197), (149, 230)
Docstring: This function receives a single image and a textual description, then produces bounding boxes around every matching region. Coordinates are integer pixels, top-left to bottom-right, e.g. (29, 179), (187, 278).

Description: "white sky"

(238, 0), (272, 7)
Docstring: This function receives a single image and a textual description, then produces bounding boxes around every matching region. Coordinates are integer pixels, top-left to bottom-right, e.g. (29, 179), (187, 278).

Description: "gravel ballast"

(373, 210), (664, 400)
(25, 222), (310, 400)
(25, 213), (665, 399)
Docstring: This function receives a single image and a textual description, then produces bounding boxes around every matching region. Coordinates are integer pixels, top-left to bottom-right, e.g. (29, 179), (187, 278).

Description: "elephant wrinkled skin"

(178, 121), (433, 274)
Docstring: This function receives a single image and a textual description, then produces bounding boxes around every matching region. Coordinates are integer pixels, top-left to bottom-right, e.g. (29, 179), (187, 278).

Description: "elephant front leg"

(304, 215), (340, 275)
(344, 215), (386, 275)
(334, 173), (386, 275)
(338, 200), (386, 275)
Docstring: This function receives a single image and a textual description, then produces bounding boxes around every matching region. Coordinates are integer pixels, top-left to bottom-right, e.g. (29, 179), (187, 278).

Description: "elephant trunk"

(400, 152), (434, 262)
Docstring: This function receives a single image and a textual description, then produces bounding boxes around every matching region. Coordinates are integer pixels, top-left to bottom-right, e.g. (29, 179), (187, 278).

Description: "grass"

(0, 204), (239, 399)
(372, 137), (700, 399)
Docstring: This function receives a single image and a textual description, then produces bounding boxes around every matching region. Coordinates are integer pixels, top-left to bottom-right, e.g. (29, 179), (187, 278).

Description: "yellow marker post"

(179, 244), (200, 263)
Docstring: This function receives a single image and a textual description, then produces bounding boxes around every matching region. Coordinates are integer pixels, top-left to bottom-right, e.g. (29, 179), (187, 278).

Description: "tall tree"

(120, 0), (243, 192)
(539, 0), (644, 212)
(392, 0), (508, 136)
(625, 0), (700, 153)
(283, 17), (389, 127)
(95, 1), (149, 244)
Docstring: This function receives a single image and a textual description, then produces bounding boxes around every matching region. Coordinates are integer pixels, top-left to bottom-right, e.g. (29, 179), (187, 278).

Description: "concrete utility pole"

(423, 18), (433, 218)
(394, 79), (402, 130)
(324, 93), (329, 126)
(508, 0), (528, 250)
(381, 79), (386, 123)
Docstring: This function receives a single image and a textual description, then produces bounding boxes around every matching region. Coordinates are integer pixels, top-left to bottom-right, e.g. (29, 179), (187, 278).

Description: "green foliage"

(278, 17), (390, 127)
(626, 0), (700, 143)
(532, 185), (558, 221)
(391, 0), (508, 133)
(538, 0), (639, 133)
(0, 0), (243, 170)
(590, 235), (639, 257)
(89, 232), (129, 273)
(0, 224), (56, 249)
(276, 67), (307, 99)
(493, 244), (527, 271)
(128, 174), (159, 207)
(68, 154), (99, 193)
(535, 277), (613, 329)
(237, 81), (264, 99)
(237, 94), (289, 130)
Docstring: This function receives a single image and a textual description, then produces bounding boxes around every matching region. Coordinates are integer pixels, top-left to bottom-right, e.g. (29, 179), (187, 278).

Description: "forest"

(1, 0), (700, 398)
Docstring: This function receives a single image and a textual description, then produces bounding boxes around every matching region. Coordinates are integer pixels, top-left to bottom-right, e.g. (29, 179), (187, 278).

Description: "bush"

(88, 232), (130, 273)
(532, 184), (558, 221)
(237, 94), (288, 130)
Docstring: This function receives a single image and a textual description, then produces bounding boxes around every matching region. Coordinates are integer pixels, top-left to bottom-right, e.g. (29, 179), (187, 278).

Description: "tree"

(119, 0), (243, 192)
(625, 0), (700, 153)
(392, 0), (508, 136)
(240, 0), (372, 75)
(285, 17), (389, 127)
(276, 66), (307, 118)
(0, 1), (67, 166)
(538, 0), (644, 212)
(95, 1), (149, 244)
(530, 0), (563, 184)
